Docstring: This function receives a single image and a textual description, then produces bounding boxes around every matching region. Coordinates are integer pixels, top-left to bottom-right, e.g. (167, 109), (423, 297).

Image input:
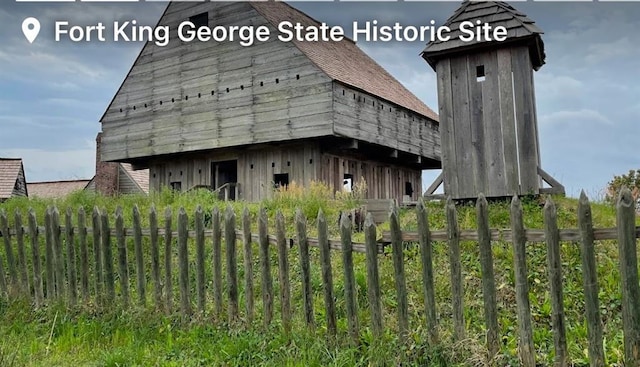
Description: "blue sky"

(0, 1), (638, 198)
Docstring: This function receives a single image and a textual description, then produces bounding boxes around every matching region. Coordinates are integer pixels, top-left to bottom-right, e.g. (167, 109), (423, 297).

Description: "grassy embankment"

(0, 183), (635, 366)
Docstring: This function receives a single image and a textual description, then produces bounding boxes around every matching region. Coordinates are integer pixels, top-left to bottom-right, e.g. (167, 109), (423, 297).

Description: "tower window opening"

(476, 65), (486, 82)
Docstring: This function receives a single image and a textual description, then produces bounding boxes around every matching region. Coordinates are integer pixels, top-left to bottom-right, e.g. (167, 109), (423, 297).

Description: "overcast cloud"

(0, 1), (638, 198)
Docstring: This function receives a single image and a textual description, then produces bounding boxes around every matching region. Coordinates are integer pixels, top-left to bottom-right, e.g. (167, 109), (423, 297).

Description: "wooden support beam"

(538, 167), (565, 195)
(423, 172), (444, 196)
(389, 150), (398, 158)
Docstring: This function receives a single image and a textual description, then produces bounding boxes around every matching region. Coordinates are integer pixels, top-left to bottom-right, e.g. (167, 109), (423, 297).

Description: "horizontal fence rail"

(0, 188), (638, 366)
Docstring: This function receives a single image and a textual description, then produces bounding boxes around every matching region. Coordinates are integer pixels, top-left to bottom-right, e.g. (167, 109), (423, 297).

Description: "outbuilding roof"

(0, 158), (26, 200)
(27, 180), (91, 199)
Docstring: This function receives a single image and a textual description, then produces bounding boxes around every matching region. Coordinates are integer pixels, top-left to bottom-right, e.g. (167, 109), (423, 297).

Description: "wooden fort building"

(99, 1), (440, 202)
(422, 1), (563, 200)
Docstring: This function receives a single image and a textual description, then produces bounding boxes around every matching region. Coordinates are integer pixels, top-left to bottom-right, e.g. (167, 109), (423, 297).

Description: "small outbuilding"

(0, 158), (28, 202)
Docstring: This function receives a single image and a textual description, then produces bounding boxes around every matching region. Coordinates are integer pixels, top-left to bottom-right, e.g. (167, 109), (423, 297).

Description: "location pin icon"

(22, 17), (41, 44)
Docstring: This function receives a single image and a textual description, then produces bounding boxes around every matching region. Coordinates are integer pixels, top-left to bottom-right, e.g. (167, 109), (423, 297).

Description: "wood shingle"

(422, 1), (545, 70)
(0, 158), (27, 201)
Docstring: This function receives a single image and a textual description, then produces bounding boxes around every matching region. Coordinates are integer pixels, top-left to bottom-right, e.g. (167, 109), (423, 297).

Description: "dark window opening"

(405, 182), (414, 196)
(271, 162), (275, 168)
(343, 174), (353, 192)
(185, 95), (188, 101)
(250, 164), (254, 169)
(189, 12), (208, 28)
(274, 173), (289, 189)
(275, 78), (279, 84)
(170, 181), (182, 191)
(309, 159), (313, 164)
(476, 65), (485, 82)
(287, 161), (290, 167)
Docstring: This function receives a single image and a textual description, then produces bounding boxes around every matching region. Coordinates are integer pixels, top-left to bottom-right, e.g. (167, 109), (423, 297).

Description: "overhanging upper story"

(99, 1), (440, 169)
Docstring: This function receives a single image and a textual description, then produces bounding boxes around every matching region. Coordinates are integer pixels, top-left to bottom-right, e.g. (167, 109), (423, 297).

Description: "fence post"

(177, 207), (191, 317)
(577, 191), (604, 367)
(133, 205), (146, 306)
(446, 197), (465, 341)
(77, 207), (89, 302)
(417, 199), (438, 344)
(364, 213), (382, 338)
(616, 187), (640, 365)
(0, 212), (8, 296)
(225, 205), (238, 324)
(544, 197), (568, 367)
(195, 206), (206, 314)
(296, 209), (314, 329)
(115, 207), (130, 308)
(52, 207), (65, 299)
(476, 194), (499, 358)
(92, 207), (103, 303)
(28, 209), (43, 306)
(258, 207), (273, 327)
(164, 207), (173, 314)
(340, 213), (359, 344)
(510, 196), (535, 367)
(212, 207), (223, 319)
(14, 209), (29, 293)
(65, 207), (77, 306)
(1, 209), (18, 290)
(149, 206), (162, 309)
(276, 211), (291, 335)
(44, 207), (55, 299)
(101, 208), (115, 304)
(317, 209), (337, 337)
(242, 207), (254, 324)
(390, 204), (409, 341)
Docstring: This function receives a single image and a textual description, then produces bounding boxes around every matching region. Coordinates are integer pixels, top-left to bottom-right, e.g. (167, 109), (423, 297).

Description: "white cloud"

(540, 109), (612, 126)
(585, 36), (635, 65)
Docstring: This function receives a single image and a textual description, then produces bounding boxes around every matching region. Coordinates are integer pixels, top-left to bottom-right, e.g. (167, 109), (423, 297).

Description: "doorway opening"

(211, 160), (238, 200)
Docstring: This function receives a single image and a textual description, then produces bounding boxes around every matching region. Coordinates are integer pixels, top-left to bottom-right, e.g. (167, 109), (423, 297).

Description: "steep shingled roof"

(0, 158), (25, 200)
(422, 1), (545, 70)
(27, 180), (91, 199)
(251, 1), (439, 121)
(120, 163), (150, 194)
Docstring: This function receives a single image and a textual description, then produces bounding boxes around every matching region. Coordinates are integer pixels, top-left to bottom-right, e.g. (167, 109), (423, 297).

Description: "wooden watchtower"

(421, 1), (563, 200)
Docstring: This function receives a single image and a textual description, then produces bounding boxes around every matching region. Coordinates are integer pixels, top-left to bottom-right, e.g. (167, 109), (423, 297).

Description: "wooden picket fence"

(0, 190), (639, 366)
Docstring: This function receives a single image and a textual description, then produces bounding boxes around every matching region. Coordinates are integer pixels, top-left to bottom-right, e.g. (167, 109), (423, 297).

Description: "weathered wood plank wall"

(101, 2), (334, 162)
(436, 46), (543, 199)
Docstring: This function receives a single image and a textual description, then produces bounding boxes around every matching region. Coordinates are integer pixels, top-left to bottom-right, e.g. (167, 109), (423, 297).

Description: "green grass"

(0, 188), (636, 366)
